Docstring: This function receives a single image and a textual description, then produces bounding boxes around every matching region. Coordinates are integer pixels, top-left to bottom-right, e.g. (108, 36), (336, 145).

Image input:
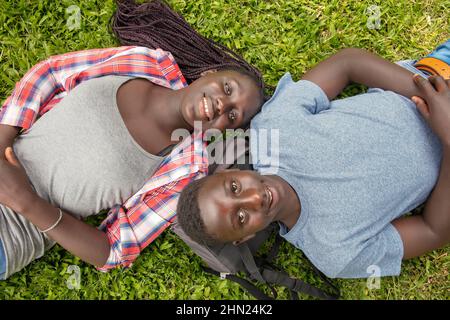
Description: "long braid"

(112, 0), (264, 91)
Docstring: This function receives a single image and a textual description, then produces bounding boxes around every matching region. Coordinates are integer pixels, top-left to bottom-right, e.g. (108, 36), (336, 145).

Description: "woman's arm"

(0, 46), (165, 130)
(302, 48), (422, 100)
(392, 76), (450, 258)
(0, 147), (110, 267)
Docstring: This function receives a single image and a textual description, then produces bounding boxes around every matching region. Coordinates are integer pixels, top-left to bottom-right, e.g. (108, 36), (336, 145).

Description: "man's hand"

(393, 75), (450, 259)
(0, 147), (37, 213)
(412, 75), (450, 148)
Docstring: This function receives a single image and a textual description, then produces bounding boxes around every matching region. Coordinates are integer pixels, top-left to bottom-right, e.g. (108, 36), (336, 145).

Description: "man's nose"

(238, 188), (265, 210)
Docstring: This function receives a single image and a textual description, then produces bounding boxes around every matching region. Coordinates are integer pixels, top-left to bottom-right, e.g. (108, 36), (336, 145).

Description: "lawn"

(0, 0), (449, 300)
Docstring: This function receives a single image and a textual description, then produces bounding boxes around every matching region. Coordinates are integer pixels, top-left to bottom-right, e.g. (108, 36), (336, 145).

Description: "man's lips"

(265, 185), (274, 213)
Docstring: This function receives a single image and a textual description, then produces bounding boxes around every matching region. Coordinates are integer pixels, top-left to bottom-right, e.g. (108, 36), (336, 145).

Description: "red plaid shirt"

(0, 46), (208, 270)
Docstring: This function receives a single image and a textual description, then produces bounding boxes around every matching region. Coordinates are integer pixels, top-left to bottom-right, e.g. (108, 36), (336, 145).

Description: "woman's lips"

(198, 94), (214, 121)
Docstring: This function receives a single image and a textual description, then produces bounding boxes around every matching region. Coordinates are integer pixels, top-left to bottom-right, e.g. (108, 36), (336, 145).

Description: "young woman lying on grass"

(0, 0), (266, 280)
(177, 41), (450, 278)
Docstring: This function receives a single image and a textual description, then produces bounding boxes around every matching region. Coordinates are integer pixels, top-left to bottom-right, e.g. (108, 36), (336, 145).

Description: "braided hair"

(112, 0), (265, 93)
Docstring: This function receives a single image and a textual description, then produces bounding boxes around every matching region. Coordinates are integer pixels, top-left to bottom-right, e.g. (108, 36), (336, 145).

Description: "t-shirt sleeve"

(290, 220), (404, 279)
(333, 223), (404, 279)
(263, 73), (331, 115)
(292, 79), (331, 114)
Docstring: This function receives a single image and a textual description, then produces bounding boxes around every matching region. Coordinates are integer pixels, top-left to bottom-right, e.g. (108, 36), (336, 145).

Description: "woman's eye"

(224, 82), (232, 95)
(228, 110), (237, 122)
(231, 180), (239, 193)
(238, 211), (246, 224)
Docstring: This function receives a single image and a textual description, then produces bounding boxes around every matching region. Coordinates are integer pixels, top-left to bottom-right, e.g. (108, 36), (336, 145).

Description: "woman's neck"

(144, 84), (192, 135)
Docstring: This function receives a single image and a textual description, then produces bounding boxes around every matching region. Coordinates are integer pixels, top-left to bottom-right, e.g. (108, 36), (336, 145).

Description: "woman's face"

(180, 70), (263, 131)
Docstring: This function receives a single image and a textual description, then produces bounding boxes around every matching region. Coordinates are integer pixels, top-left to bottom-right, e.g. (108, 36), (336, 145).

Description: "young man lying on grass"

(177, 41), (450, 278)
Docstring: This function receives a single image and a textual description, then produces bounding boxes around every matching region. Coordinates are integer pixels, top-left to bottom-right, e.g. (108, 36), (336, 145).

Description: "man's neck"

(275, 175), (301, 230)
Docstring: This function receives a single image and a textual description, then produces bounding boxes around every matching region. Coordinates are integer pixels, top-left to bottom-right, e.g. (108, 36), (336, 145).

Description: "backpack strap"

(261, 268), (340, 300)
(201, 266), (275, 300)
(265, 232), (284, 264)
(237, 243), (266, 283)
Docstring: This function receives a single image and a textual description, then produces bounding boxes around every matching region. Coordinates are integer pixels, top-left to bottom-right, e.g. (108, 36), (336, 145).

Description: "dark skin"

(0, 48), (448, 267)
(198, 49), (450, 262)
(0, 69), (262, 267)
(198, 170), (301, 244)
(197, 77), (450, 260)
(116, 70), (262, 155)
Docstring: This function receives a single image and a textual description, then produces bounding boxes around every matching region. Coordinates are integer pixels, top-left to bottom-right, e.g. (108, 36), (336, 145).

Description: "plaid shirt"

(0, 46), (208, 270)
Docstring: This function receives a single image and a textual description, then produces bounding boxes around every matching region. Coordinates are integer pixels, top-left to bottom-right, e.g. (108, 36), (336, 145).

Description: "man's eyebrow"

(229, 208), (237, 231)
(222, 178), (238, 231)
(223, 178), (229, 196)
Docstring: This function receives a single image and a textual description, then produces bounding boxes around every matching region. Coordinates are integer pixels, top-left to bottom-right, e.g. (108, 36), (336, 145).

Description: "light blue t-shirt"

(250, 73), (442, 278)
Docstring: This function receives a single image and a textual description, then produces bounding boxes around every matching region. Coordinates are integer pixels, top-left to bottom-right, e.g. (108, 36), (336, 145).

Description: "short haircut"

(176, 176), (222, 246)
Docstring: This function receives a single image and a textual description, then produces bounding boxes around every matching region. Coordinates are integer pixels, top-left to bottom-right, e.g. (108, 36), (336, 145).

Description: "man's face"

(197, 170), (290, 244)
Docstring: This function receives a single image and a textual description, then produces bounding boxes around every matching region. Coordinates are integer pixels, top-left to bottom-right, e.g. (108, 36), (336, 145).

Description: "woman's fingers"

(412, 96), (430, 120)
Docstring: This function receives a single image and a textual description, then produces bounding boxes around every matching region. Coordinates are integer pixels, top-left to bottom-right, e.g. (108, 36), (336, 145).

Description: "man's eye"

(224, 82), (232, 95)
(228, 110), (237, 122)
(238, 210), (246, 224)
(231, 180), (239, 193)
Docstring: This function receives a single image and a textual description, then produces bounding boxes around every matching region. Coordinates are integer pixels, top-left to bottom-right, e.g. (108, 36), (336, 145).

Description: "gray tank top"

(0, 76), (163, 279)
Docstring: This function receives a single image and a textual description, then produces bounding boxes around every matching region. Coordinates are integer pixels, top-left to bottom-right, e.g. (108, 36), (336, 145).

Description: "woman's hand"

(412, 75), (450, 148)
(0, 147), (38, 213)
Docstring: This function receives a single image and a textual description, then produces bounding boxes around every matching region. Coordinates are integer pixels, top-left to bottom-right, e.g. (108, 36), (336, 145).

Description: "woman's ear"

(232, 233), (256, 246)
(200, 69), (218, 77)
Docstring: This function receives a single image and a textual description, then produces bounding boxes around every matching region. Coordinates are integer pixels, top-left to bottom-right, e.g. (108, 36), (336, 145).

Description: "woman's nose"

(216, 98), (225, 115)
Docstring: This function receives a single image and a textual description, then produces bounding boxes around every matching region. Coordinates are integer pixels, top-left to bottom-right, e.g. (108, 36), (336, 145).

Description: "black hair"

(176, 176), (222, 246)
(112, 0), (266, 100)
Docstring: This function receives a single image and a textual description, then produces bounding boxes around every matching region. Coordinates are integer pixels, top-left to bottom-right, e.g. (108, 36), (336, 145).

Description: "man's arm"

(302, 48), (422, 100)
(392, 76), (450, 258)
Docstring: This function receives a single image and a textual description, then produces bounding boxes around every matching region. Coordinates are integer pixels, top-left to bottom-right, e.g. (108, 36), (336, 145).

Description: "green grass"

(0, 0), (449, 300)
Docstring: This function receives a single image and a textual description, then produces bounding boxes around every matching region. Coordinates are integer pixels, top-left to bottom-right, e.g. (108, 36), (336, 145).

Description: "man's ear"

(232, 234), (256, 246)
(200, 69), (218, 77)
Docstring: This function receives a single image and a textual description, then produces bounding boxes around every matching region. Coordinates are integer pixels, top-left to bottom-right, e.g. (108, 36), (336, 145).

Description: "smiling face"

(197, 170), (300, 244)
(180, 70), (263, 131)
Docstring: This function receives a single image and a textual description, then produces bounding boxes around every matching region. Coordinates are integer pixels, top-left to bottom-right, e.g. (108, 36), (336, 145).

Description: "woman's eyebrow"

(233, 78), (241, 91)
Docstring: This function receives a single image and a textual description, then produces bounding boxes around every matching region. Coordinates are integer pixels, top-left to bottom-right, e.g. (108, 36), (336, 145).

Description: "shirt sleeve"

(0, 46), (187, 130)
(291, 79), (331, 114)
(0, 47), (137, 129)
(265, 73), (331, 115)
(96, 173), (205, 271)
(96, 132), (208, 271)
(333, 223), (404, 279)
